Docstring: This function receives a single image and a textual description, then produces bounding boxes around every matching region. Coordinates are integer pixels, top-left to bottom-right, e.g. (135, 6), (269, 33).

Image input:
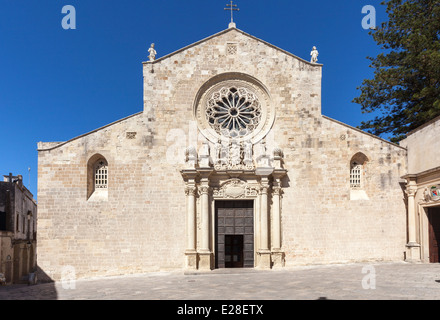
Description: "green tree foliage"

(354, 0), (440, 142)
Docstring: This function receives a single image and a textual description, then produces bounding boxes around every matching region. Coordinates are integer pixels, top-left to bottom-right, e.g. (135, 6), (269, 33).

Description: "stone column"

(405, 177), (421, 262)
(181, 169), (198, 270)
(256, 172), (272, 269)
(184, 185), (197, 269)
(198, 169), (213, 270)
(260, 183), (269, 251)
(200, 185), (210, 253)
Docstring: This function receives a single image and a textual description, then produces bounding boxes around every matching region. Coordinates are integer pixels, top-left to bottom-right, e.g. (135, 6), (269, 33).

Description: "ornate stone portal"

(182, 75), (286, 270)
(181, 139), (287, 270)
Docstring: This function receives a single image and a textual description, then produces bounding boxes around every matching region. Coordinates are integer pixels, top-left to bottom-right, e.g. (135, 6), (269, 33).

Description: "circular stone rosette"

(194, 77), (274, 144)
(206, 86), (262, 138)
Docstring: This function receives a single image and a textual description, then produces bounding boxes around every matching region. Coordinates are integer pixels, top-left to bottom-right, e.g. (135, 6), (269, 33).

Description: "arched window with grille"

(94, 160), (108, 189)
(349, 152), (369, 200)
(87, 154), (108, 200)
(350, 161), (363, 188)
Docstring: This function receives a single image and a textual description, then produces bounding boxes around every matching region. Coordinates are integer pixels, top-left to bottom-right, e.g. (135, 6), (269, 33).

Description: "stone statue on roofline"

(148, 43), (157, 62)
(310, 46), (319, 63)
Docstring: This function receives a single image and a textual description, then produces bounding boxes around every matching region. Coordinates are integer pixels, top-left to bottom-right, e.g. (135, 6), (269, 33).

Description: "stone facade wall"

(37, 28), (408, 280)
(0, 232), (13, 283)
(37, 113), (186, 280)
(399, 117), (440, 263)
(0, 178), (37, 284)
(400, 115), (440, 174)
(280, 117), (407, 265)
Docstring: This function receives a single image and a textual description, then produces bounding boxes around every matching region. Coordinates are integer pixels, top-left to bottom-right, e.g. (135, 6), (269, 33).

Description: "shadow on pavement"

(0, 265), (58, 300)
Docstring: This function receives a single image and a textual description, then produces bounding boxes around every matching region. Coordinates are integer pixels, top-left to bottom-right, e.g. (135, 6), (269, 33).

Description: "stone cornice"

(401, 166), (440, 181)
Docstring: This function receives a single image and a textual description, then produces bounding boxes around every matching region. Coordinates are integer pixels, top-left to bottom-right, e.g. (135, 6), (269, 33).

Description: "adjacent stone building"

(0, 173), (37, 284)
(37, 26), (409, 281)
(400, 116), (440, 263)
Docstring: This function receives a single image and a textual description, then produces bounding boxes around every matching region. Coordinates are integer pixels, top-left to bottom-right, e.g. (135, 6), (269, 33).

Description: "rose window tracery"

(205, 87), (262, 138)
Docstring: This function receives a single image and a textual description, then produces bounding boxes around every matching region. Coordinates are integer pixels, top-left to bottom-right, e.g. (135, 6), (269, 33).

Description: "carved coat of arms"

(430, 185), (440, 201)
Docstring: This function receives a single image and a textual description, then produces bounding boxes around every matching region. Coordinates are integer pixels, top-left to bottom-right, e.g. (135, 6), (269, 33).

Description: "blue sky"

(0, 0), (387, 198)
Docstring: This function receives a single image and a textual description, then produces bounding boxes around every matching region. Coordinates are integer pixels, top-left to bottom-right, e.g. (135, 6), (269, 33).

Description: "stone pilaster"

(405, 177), (421, 262)
(271, 186), (284, 268)
(271, 169), (286, 268)
(184, 185), (197, 270)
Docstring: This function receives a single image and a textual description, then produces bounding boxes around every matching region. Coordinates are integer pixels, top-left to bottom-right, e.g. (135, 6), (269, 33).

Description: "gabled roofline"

(37, 111), (143, 152)
(142, 27), (322, 67)
(322, 115), (407, 150)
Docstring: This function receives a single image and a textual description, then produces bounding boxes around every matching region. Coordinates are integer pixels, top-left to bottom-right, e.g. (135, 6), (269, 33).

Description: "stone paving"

(1, 262), (440, 300)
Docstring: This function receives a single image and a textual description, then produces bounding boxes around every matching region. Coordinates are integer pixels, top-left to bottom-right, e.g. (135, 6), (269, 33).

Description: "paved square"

(1, 262), (440, 300)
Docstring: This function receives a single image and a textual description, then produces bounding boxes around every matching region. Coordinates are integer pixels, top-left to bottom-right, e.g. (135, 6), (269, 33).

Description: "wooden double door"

(428, 207), (440, 263)
(215, 200), (254, 268)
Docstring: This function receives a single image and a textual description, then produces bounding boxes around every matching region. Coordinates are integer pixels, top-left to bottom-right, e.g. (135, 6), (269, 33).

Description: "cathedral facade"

(37, 27), (409, 281)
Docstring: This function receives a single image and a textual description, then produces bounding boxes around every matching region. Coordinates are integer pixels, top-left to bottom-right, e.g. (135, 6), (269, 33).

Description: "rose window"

(205, 87), (262, 138)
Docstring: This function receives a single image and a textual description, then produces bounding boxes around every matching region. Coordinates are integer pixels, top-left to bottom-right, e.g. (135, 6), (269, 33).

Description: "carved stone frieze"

(212, 179), (259, 199)
(213, 139), (255, 171)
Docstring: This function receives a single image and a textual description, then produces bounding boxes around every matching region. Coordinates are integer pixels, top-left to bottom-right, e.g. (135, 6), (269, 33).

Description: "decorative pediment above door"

(212, 179), (260, 199)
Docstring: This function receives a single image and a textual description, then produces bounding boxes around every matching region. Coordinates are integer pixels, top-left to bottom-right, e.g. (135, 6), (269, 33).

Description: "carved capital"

(185, 186), (197, 197)
(406, 187), (417, 198)
(260, 185), (270, 195)
(198, 186), (210, 196)
(272, 187), (283, 196)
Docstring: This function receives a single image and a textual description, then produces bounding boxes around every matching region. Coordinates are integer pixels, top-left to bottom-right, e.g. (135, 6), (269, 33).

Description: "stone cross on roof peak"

(224, 1), (239, 28)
